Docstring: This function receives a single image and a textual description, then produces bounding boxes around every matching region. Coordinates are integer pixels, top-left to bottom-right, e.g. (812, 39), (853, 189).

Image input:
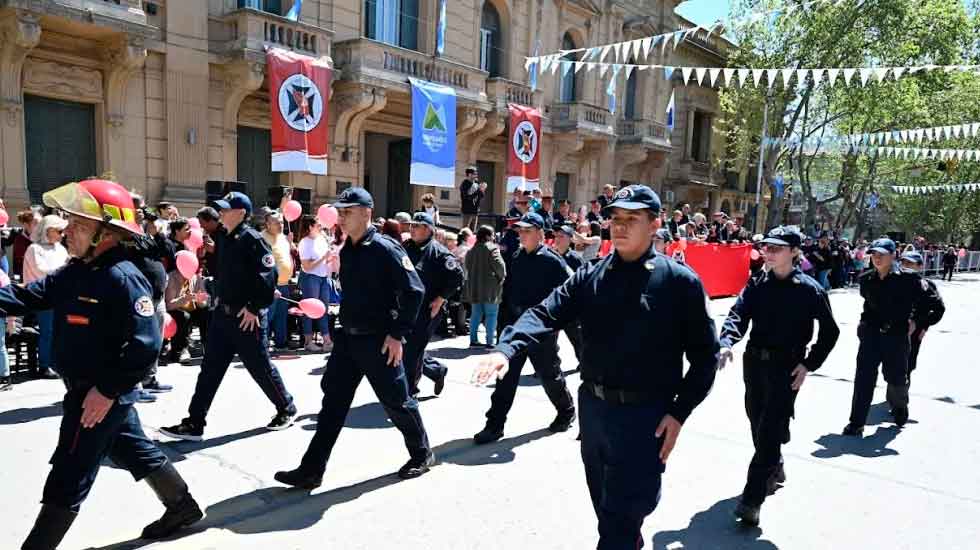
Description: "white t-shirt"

(298, 235), (332, 277)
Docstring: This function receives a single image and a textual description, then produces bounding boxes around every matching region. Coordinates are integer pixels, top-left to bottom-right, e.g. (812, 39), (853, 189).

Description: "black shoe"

(469, 342), (484, 348)
(842, 423), (864, 437)
(37, 368), (59, 380)
(733, 501), (760, 526)
(548, 411), (576, 433)
(398, 452), (435, 479)
(893, 407), (909, 427)
(266, 409), (297, 431)
(473, 425), (504, 445)
(0, 376), (11, 391)
(766, 464), (785, 496)
(433, 368), (447, 396)
(773, 463), (786, 483)
(141, 463), (204, 539)
(22, 504), (77, 550)
(144, 378), (174, 393)
(159, 419), (204, 442)
(274, 468), (323, 489)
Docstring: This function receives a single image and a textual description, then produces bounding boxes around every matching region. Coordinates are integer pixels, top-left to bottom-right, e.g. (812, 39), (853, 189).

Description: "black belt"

(745, 345), (804, 361)
(582, 381), (658, 405)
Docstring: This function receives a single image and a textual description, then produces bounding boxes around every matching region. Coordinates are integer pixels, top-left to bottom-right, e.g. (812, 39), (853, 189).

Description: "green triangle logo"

(423, 103), (446, 132)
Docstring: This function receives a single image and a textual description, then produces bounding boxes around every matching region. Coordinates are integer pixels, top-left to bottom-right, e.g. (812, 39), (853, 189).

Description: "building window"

(624, 58), (638, 119)
(555, 172), (570, 203)
(365, 0), (418, 50)
(25, 95), (96, 205)
(559, 33), (578, 102)
(690, 111), (711, 162)
(238, 0), (282, 14)
(480, 2), (502, 77)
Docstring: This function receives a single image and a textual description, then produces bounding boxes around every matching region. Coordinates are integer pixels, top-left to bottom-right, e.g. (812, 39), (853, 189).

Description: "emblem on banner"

(421, 102), (448, 153)
(278, 73), (324, 132)
(512, 120), (538, 164)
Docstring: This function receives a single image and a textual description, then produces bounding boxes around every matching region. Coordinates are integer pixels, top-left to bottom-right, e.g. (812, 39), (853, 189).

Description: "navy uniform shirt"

(404, 236), (465, 308)
(917, 278), (946, 329)
(497, 246), (719, 422)
(502, 244), (573, 318)
(213, 222), (277, 315)
(719, 267), (840, 371)
(338, 226), (425, 339)
(0, 246), (161, 402)
(858, 264), (939, 332)
(561, 248), (585, 272)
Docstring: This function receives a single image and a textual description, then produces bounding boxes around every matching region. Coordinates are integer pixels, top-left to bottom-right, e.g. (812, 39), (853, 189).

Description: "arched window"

(365, 0), (418, 50)
(480, 2), (502, 77)
(624, 57), (638, 119)
(559, 33), (578, 102)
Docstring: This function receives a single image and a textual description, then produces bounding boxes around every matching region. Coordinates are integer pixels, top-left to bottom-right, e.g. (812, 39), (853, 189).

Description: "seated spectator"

(164, 264), (209, 364)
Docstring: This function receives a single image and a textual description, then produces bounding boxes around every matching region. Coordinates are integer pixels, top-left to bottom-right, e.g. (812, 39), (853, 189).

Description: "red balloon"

(750, 249), (761, 261)
(162, 312), (177, 339)
(0, 209), (9, 226)
(176, 250), (199, 279)
(283, 200), (302, 222)
(318, 204), (339, 228)
(299, 298), (327, 319)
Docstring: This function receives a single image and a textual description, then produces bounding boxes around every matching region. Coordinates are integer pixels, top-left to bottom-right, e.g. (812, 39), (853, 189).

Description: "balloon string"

(278, 296), (301, 306)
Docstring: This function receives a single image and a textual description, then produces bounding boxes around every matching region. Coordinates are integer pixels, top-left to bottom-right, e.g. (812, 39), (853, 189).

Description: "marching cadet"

(844, 238), (942, 434)
(653, 228), (672, 255)
(160, 192), (297, 441)
(718, 226), (840, 526)
(14, 179), (202, 550)
(402, 211), (464, 396)
(550, 224), (584, 362)
(275, 188), (434, 488)
(473, 212), (576, 444)
(472, 185), (719, 550)
(898, 251), (946, 380)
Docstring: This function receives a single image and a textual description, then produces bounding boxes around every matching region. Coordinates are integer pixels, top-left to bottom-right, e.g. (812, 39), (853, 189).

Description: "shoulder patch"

(921, 279), (929, 291)
(262, 253), (276, 268)
(134, 296), (155, 317)
(445, 255), (459, 271)
(644, 259), (657, 271)
(401, 255), (416, 271)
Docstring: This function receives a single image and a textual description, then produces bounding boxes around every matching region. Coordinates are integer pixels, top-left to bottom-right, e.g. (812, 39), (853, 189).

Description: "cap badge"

(616, 187), (633, 200)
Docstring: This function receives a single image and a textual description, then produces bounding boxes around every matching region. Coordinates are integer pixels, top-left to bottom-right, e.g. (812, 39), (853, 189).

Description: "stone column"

(102, 36), (147, 177)
(221, 60), (265, 181)
(0, 10), (40, 207)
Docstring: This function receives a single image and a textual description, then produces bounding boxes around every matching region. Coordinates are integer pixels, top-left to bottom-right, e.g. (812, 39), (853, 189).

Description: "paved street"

(2, 273), (979, 550)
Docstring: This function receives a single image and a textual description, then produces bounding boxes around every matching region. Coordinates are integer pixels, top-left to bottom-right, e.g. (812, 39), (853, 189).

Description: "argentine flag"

(666, 90), (675, 132)
(285, 0), (302, 21)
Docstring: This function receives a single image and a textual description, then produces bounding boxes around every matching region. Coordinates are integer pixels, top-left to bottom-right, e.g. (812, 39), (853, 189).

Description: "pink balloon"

(750, 249), (761, 261)
(0, 270), (10, 288)
(187, 217), (201, 229)
(175, 250), (199, 279)
(0, 209), (8, 226)
(466, 234), (477, 247)
(162, 312), (177, 339)
(318, 204), (339, 228)
(184, 228), (204, 251)
(283, 200), (302, 222)
(959, 249), (967, 258)
(299, 298), (327, 319)
(288, 307), (304, 316)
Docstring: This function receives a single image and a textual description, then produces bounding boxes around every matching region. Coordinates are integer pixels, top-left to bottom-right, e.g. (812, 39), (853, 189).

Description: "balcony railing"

(549, 102), (615, 136)
(333, 38), (488, 102)
(6, 0), (152, 32)
(214, 8), (332, 60)
(486, 78), (535, 107)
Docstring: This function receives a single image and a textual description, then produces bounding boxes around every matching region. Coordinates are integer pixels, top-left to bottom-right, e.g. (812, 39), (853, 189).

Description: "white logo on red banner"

(267, 48), (332, 176)
(277, 74), (324, 132)
(506, 104), (542, 192)
(512, 120), (538, 164)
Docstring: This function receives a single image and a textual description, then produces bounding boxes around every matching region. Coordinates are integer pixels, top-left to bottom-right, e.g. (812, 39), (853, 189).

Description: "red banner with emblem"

(267, 48), (332, 175)
(667, 242), (752, 298)
(506, 104), (541, 192)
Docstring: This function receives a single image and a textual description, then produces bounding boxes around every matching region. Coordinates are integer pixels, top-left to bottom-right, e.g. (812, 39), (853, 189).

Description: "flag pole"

(754, 93), (770, 234)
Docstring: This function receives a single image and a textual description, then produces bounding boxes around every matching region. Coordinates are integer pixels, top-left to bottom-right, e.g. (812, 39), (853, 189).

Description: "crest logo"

(616, 187), (634, 200)
(512, 120), (538, 164)
(277, 73), (324, 132)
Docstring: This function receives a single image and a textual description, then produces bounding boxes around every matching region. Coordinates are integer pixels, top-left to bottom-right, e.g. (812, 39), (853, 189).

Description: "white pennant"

(682, 66), (694, 84)
(587, 62), (597, 72)
(827, 68), (840, 87)
(752, 69), (765, 87)
(695, 67), (708, 85)
(709, 68), (721, 87)
(738, 69), (751, 87)
(574, 61), (585, 73)
(633, 39), (644, 60)
(781, 68), (795, 88)
(600, 64), (610, 77)
(873, 68), (890, 84)
(892, 67), (906, 81)
(766, 68), (780, 89)
(842, 68), (857, 85)
(641, 37), (654, 59)
(612, 43), (623, 63)
(551, 59), (561, 75)
(796, 68), (809, 86)
(723, 68), (736, 87)
(625, 65), (635, 80)
(859, 68), (873, 86)
(673, 31), (684, 49)
(600, 45), (612, 64)
(811, 68), (825, 85)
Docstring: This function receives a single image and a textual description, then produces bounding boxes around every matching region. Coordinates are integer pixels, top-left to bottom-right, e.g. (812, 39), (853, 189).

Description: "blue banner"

(410, 78), (456, 188)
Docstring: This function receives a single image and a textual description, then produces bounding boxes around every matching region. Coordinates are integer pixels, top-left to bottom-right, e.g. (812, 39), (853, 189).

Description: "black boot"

(141, 462), (204, 539)
(22, 504), (77, 550)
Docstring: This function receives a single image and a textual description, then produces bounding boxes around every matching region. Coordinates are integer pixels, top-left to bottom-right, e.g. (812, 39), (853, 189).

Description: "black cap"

(900, 251), (924, 265)
(869, 238), (896, 254)
(411, 212), (435, 228)
(602, 185), (662, 214)
(760, 226), (804, 248)
(654, 228), (673, 242)
(556, 224), (575, 237)
(334, 187), (374, 209)
(514, 212), (545, 229)
(465, 166), (478, 174)
(214, 192), (253, 214)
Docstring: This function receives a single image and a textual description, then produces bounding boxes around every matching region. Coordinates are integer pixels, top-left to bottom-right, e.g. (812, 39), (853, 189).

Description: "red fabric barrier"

(668, 242), (752, 298)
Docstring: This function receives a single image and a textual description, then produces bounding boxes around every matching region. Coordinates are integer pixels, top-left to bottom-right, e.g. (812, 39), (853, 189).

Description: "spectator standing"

(459, 166), (486, 231)
(262, 211), (294, 351)
(11, 210), (38, 278)
(23, 214), (69, 378)
(298, 215), (337, 352)
(553, 200), (571, 226)
(942, 246), (958, 281)
(680, 203), (692, 224)
(667, 210), (683, 239)
(421, 192), (442, 225)
(596, 184), (616, 209)
(808, 233), (834, 290)
(462, 225), (506, 348)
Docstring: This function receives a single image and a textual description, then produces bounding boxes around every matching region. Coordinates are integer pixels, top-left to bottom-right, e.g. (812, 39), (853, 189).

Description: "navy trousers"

(403, 310), (445, 394)
(188, 308), (295, 426)
(579, 386), (665, 550)
(299, 331), (431, 476)
(485, 331), (573, 429)
(43, 388), (168, 510)
(741, 353), (798, 507)
(849, 325), (911, 426)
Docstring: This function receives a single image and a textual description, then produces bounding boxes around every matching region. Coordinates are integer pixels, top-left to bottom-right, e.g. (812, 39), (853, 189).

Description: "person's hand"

(274, 289), (282, 299)
(655, 415), (682, 463)
(917, 327), (927, 342)
(717, 347), (734, 370)
(470, 352), (509, 386)
(908, 319), (917, 337)
(381, 336), (403, 367)
(237, 307), (259, 332)
(479, 182), (487, 191)
(81, 387), (114, 428)
(429, 297), (445, 319)
(195, 291), (209, 305)
(791, 364), (808, 391)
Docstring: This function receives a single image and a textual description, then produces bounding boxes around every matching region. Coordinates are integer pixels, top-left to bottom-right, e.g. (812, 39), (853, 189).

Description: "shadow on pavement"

(0, 402), (62, 425)
(296, 402), (393, 431)
(650, 497), (779, 549)
(812, 425), (901, 459)
(433, 428), (557, 466)
(152, 427), (270, 464)
(427, 346), (493, 360)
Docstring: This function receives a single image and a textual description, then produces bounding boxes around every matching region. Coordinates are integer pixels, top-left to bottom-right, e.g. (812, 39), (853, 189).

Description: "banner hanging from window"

(410, 78), (456, 188)
(506, 104), (542, 192)
(267, 48), (332, 175)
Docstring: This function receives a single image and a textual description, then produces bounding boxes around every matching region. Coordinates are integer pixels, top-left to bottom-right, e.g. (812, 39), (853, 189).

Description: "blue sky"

(675, 0), (731, 28)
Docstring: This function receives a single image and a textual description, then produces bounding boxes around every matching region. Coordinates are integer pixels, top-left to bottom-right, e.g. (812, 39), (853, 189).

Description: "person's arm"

(490, 247), (507, 282)
(802, 287), (840, 371)
(0, 270), (58, 316)
(299, 239), (328, 272)
(97, 270), (162, 399)
(164, 273), (186, 311)
(439, 251), (465, 301)
(246, 235), (277, 315)
(387, 247), (425, 340)
(718, 284), (753, 350)
(670, 273), (720, 423)
(912, 277), (946, 329)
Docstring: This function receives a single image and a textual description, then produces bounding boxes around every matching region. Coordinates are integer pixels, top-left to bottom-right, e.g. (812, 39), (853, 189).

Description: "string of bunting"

(765, 122), (980, 148)
(891, 183), (980, 195)
(767, 140), (980, 161)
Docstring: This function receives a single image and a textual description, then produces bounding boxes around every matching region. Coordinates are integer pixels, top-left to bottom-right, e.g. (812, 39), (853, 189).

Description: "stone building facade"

(0, 0), (766, 224)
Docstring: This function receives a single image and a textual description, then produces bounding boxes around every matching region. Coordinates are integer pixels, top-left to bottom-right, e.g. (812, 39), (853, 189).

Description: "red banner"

(668, 242), (752, 298)
(506, 104), (541, 192)
(267, 48), (332, 175)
